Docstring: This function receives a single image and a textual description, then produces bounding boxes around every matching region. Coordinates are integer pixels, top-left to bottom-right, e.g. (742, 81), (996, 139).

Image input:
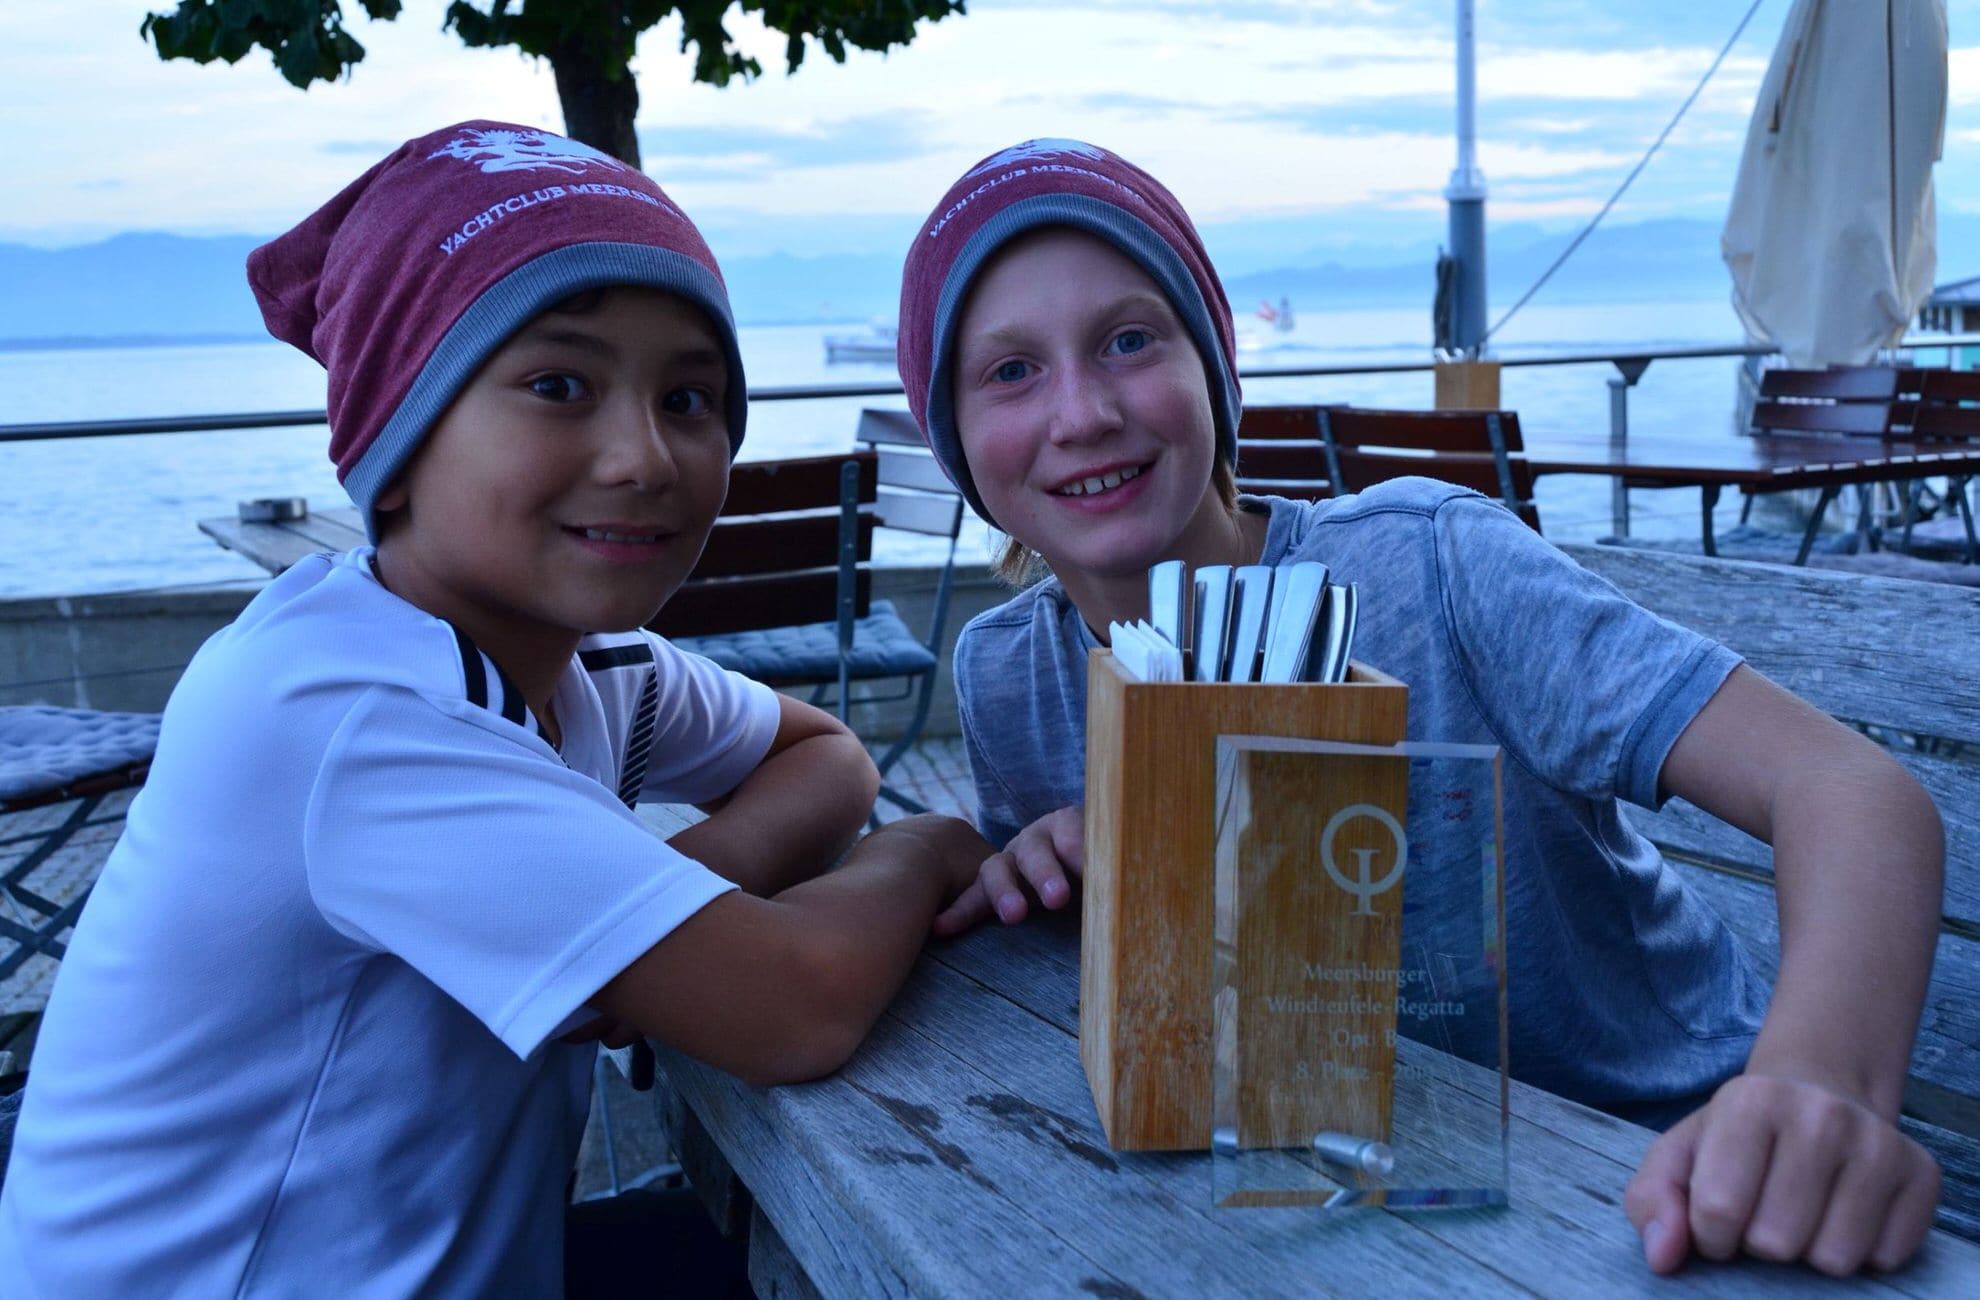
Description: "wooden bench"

(1566, 542), (1980, 1241)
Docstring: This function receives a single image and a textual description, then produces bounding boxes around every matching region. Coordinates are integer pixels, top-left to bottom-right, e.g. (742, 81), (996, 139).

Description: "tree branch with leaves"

(140, 0), (966, 167)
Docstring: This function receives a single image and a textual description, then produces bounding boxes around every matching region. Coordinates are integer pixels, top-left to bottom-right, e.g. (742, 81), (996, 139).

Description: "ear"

(374, 480), (409, 514)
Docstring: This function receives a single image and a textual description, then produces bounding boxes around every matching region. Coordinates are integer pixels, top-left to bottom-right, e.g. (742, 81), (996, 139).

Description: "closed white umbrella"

(1722, 0), (1946, 367)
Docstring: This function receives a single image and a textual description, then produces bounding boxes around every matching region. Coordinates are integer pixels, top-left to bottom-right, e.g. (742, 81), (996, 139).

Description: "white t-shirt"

(0, 548), (780, 1297)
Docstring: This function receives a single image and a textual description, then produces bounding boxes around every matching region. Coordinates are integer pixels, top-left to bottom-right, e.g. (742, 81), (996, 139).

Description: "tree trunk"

(551, 40), (642, 169)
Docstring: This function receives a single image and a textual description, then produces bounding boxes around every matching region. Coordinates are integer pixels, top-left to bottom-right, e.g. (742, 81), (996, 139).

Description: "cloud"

(320, 140), (405, 156)
(638, 114), (936, 176)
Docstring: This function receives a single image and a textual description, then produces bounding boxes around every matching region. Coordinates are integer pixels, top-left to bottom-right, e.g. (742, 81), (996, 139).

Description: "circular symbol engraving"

(1319, 804), (1408, 916)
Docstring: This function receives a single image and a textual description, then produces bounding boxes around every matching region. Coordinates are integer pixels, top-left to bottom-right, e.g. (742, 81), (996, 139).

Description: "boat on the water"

(824, 321), (899, 365)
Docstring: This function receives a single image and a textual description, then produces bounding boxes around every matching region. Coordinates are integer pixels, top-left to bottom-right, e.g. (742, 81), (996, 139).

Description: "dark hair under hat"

(249, 120), (748, 538)
(896, 139), (1241, 528)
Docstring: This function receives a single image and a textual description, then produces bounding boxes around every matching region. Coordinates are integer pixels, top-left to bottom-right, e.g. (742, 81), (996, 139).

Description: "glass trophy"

(1211, 736), (1508, 1209)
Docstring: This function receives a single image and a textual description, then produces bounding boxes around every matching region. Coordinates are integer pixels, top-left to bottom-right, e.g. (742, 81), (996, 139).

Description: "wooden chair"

(1739, 365), (1903, 552)
(1, 709), (157, 1015)
(650, 419), (964, 815)
(1232, 406), (1333, 501)
(1315, 406), (1541, 530)
(1744, 365), (1979, 561)
(1750, 364), (1905, 436)
(1895, 368), (1980, 560)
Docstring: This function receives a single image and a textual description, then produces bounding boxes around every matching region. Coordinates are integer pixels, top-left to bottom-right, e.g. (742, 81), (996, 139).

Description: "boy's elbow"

(1883, 762), (1945, 878)
(731, 931), (883, 1086)
(848, 740), (881, 813)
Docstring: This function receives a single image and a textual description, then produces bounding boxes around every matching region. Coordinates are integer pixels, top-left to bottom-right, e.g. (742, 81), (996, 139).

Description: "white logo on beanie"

(430, 128), (628, 175)
(963, 138), (1108, 180)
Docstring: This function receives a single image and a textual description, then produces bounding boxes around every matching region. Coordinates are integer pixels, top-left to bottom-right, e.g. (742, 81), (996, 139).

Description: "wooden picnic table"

(206, 505), (1980, 1290)
(650, 897), (1980, 1298)
(199, 504), (366, 574)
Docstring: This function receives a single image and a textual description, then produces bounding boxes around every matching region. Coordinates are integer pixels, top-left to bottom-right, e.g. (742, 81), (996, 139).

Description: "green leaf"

(275, 30), (323, 86)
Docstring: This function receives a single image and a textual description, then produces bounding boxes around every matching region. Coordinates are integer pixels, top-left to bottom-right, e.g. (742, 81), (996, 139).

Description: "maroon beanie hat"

(249, 120), (747, 538)
(897, 139), (1240, 527)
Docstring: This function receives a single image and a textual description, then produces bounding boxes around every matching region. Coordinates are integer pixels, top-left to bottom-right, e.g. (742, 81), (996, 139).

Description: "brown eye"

(662, 386), (713, 417)
(527, 374), (587, 402)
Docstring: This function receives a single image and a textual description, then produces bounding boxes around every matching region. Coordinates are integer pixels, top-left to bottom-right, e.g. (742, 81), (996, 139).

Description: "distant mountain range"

(6, 215), (1978, 348)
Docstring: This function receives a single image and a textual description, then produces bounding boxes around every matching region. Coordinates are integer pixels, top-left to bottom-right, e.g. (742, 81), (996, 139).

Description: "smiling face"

(372, 286), (732, 674)
(951, 228), (1234, 589)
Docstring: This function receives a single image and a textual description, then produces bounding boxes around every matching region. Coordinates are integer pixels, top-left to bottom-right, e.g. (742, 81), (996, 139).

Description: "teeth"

(581, 528), (657, 543)
(1057, 465), (1141, 497)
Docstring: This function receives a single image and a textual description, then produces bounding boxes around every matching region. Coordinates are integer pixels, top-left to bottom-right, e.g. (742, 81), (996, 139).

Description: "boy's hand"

(932, 804), (1083, 936)
(1624, 1070), (1940, 1276)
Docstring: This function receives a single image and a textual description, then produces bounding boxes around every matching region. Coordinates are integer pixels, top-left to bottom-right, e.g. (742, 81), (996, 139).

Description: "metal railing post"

(1606, 357), (1652, 538)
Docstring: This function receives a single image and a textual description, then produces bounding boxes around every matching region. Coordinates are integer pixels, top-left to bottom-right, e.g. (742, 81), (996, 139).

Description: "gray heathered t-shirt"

(952, 478), (1768, 1122)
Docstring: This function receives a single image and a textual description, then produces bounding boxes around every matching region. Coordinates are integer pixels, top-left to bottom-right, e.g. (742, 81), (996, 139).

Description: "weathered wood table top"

(652, 903), (1980, 1298)
(198, 504), (366, 575)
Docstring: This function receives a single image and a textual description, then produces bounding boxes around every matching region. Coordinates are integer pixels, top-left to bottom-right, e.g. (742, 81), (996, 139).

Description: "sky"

(7, 0), (1980, 267)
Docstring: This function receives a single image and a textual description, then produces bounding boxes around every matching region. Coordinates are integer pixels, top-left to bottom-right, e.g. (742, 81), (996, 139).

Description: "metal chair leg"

(592, 1052), (622, 1198)
(1700, 485), (1721, 557)
(1794, 485), (1842, 566)
(1955, 477), (1979, 564)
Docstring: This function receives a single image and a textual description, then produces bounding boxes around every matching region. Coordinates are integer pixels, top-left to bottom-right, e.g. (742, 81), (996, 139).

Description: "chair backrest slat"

(1749, 399), (1895, 437)
(876, 448), (956, 495)
(1908, 404), (1980, 439)
(724, 452), (877, 514)
(1322, 406), (1529, 454)
(1758, 365), (1902, 401)
(876, 488), (964, 537)
(1237, 407), (1323, 440)
(695, 514), (875, 578)
(1234, 442), (1327, 481)
(1234, 478), (1332, 503)
(853, 408), (926, 448)
(1916, 368), (1980, 404)
(1334, 449), (1507, 499)
(656, 570), (873, 639)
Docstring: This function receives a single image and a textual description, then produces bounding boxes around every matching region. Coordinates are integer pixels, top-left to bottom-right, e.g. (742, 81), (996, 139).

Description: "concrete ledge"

(0, 584), (258, 712)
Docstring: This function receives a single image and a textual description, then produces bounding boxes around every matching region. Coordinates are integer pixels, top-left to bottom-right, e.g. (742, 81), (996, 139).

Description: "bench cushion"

(673, 601), (937, 685)
(0, 707), (161, 804)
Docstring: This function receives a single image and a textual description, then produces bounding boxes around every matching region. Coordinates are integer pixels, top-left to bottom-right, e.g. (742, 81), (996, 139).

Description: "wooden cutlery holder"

(1081, 649), (1408, 1151)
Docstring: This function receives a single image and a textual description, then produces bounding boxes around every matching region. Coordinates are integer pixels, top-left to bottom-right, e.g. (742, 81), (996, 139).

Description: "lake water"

(1, 296), (1773, 598)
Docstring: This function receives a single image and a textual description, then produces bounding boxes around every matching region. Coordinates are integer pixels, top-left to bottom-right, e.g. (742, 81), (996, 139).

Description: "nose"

(1044, 359), (1122, 447)
(594, 394), (680, 491)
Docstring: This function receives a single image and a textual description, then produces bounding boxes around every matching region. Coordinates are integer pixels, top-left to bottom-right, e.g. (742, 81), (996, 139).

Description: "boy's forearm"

(600, 815), (976, 1086)
(1751, 759), (1943, 1114)
(669, 731), (879, 895)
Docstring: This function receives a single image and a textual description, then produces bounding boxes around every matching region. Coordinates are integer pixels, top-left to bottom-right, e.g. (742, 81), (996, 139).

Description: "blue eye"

(993, 360), (1030, 384)
(1111, 330), (1149, 356)
(662, 386), (714, 417)
(527, 373), (587, 402)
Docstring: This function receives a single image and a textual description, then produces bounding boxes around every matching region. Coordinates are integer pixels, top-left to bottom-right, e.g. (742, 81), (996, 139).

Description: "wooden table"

(652, 902), (1980, 1298)
(199, 504), (366, 574)
(1518, 432), (1980, 563)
